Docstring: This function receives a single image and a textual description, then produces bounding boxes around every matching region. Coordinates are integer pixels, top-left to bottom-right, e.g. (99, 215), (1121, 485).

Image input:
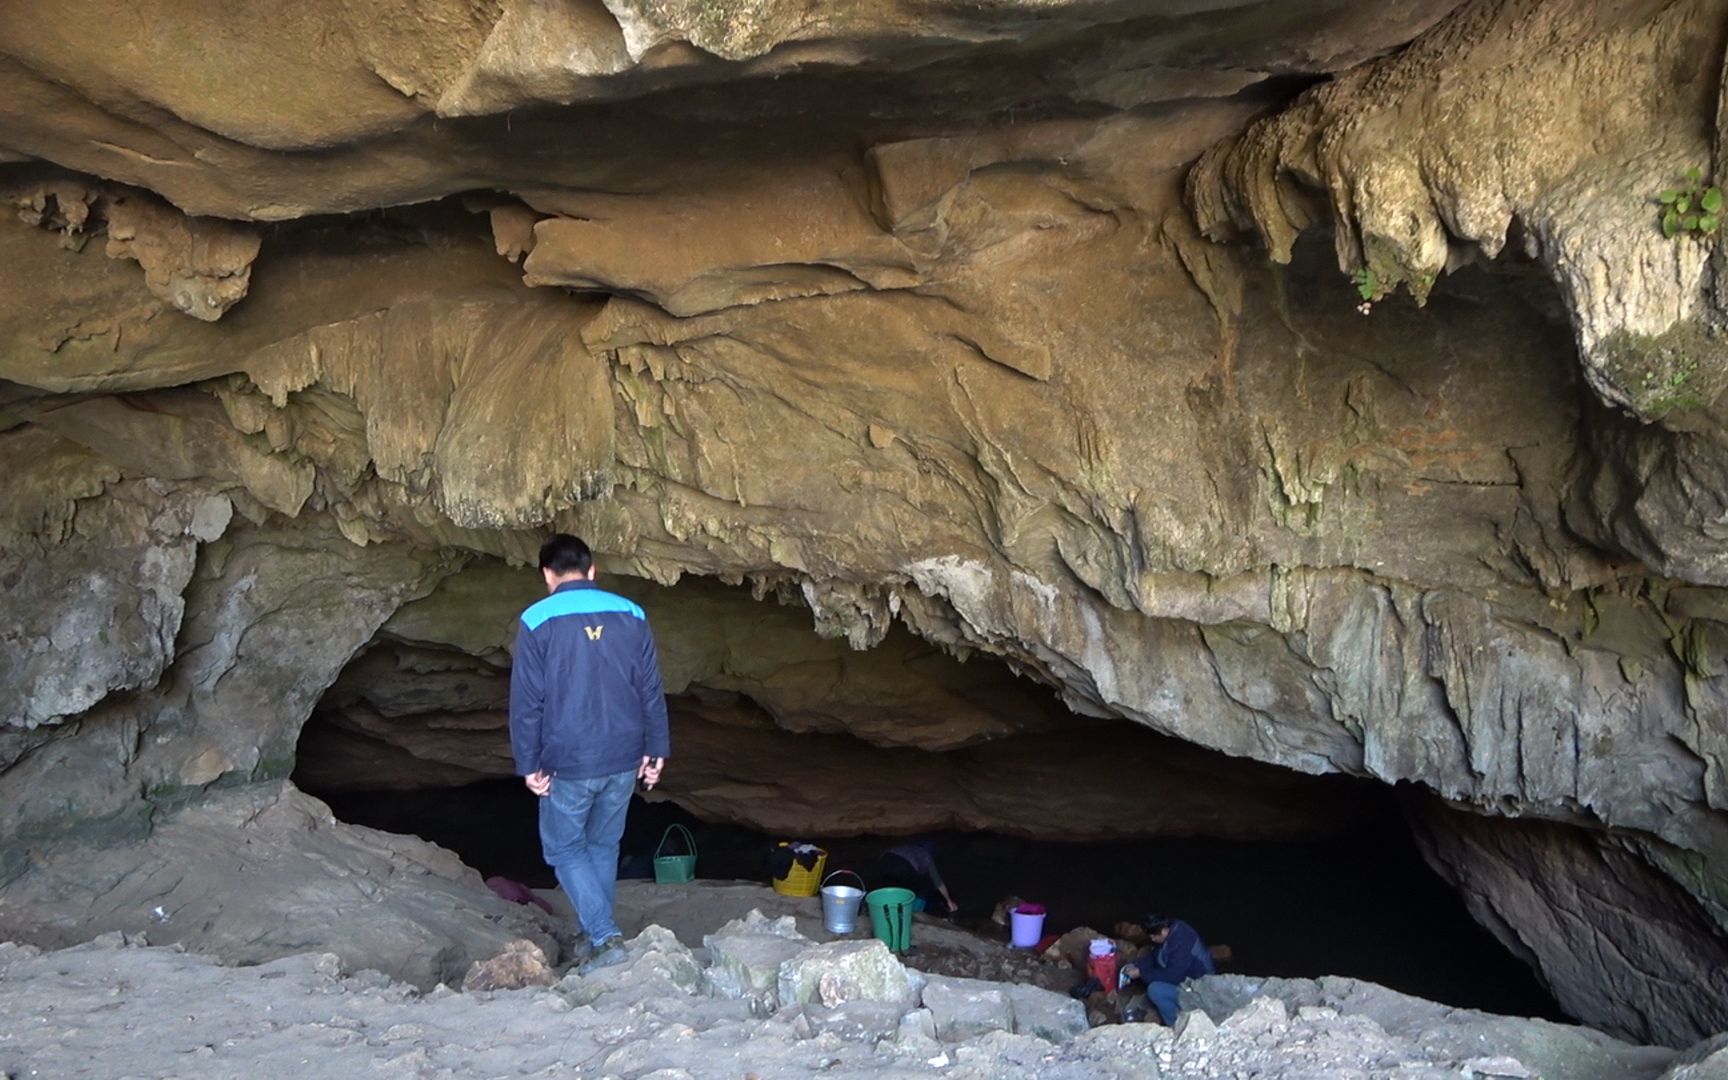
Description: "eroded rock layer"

(0, 0), (1725, 1047)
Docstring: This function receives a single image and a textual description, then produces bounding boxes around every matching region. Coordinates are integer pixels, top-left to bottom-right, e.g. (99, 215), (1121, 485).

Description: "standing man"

(509, 534), (670, 973)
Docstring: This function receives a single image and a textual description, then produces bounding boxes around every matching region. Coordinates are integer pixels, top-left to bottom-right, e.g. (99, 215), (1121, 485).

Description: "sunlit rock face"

(1, 0), (1726, 1045)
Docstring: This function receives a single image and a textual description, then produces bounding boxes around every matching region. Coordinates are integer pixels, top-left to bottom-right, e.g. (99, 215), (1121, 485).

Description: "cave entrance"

(292, 562), (1565, 1022)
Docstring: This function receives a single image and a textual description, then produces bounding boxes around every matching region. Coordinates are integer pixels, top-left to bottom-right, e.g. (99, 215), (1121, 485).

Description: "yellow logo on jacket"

(585, 625), (604, 640)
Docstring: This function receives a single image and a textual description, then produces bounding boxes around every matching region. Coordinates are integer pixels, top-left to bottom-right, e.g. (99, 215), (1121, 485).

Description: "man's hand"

(523, 770), (551, 796)
(940, 886), (957, 913)
(1122, 964), (1141, 982)
(638, 756), (665, 790)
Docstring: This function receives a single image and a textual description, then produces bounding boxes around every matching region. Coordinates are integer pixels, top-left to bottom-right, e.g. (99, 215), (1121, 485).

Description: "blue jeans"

(1147, 981), (1182, 1025)
(538, 769), (635, 946)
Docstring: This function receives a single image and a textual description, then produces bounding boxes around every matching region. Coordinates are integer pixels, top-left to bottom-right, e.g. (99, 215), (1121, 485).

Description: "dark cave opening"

(291, 565), (1567, 1025)
(303, 765), (1566, 1024)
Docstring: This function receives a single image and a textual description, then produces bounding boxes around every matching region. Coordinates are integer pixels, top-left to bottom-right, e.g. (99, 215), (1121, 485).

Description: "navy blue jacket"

(1137, 919), (1215, 986)
(508, 580), (670, 780)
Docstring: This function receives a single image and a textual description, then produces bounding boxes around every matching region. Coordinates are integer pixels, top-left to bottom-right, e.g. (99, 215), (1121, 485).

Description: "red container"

(1086, 950), (1119, 992)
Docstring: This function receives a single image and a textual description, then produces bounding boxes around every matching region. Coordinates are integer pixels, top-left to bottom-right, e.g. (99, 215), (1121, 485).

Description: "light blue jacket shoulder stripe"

(521, 589), (645, 631)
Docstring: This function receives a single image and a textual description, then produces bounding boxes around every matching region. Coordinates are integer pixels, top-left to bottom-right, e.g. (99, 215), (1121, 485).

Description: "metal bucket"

(820, 869), (867, 934)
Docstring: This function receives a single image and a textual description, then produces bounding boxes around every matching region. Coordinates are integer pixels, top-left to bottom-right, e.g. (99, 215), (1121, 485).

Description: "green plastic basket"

(653, 824), (697, 884)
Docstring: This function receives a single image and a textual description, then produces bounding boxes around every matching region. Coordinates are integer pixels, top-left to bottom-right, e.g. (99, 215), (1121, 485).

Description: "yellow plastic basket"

(770, 843), (828, 897)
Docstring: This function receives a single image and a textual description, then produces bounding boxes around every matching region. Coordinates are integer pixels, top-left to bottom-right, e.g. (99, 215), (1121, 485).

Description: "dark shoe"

(576, 938), (627, 975)
(1068, 977), (1103, 1000)
(568, 936), (597, 964)
(1123, 1008), (1148, 1023)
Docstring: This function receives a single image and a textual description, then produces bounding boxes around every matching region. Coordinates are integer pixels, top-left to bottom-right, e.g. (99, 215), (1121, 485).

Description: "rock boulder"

(703, 909), (810, 1013)
(462, 939), (556, 992)
(0, 782), (555, 990)
(777, 940), (920, 1011)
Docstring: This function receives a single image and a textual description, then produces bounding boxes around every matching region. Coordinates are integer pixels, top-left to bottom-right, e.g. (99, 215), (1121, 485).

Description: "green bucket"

(865, 886), (916, 952)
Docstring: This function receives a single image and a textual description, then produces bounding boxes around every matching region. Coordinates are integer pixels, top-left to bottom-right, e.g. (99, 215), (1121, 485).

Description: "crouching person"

(1121, 913), (1215, 1025)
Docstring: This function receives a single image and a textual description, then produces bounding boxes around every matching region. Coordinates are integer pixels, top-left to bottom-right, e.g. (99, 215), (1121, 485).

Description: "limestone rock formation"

(1410, 801), (1728, 1048)
(1181, 973), (1678, 1080)
(4, 177), (260, 320)
(0, 782), (557, 990)
(0, 0), (1725, 1050)
(777, 938), (920, 1011)
(0, 509), (452, 844)
(0, 1), (1463, 216)
(1188, 0), (1728, 585)
(1189, 0), (1728, 424)
(0, 442), (211, 730)
(703, 910), (809, 1013)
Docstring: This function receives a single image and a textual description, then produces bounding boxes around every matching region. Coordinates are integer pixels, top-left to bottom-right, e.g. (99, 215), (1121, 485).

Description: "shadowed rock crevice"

(1410, 800), (1728, 1048)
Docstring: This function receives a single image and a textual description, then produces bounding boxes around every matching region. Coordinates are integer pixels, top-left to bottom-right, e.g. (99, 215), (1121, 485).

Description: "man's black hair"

(539, 534), (594, 576)
(1143, 912), (1173, 932)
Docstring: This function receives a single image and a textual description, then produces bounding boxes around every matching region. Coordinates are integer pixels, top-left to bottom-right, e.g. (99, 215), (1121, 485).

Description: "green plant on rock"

(1351, 267), (1378, 314)
(1637, 355), (1703, 415)
(1348, 263), (1438, 313)
(1658, 167), (1722, 239)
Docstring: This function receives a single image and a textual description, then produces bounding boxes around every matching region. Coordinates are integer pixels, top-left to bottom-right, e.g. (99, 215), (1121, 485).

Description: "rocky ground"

(3, 881), (1722, 1080)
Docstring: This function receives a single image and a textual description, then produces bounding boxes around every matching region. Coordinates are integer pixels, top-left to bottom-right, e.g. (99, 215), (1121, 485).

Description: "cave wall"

(1189, 0), (1728, 573)
(1410, 797), (1728, 1048)
(0, 0), (1725, 1043)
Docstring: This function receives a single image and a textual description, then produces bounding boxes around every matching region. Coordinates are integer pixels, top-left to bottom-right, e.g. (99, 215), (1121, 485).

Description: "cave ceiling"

(1, 0), (1727, 1047)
